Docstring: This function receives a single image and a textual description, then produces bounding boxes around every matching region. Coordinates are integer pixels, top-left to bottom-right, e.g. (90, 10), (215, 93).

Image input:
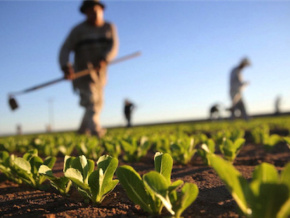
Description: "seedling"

(219, 137), (245, 162)
(38, 155), (73, 195)
(202, 144), (290, 218)
(64, 155), (119, 204)
(116, 152), (198, 217)
(9, 149), (56, 189)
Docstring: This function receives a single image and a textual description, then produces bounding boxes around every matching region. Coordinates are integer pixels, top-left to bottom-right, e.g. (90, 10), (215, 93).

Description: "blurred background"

(0, 1), (289, 135)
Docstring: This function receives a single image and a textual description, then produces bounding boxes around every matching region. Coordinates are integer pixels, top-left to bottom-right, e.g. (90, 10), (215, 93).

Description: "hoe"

(8, 51), (141, 111)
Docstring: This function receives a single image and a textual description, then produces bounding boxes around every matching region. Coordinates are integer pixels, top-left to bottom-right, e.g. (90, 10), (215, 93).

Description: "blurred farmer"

(229, 58), (250, 120)
(209, 104), (220, 120)
(59, 0), (119, 137)
(275, 95), (282, 115)
(124, 99), (135, 127)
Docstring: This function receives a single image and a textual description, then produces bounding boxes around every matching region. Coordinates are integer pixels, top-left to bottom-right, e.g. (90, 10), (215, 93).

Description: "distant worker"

(16, 124), (22, 135)
(275, 95), (282, 115)
(229, 58), (251, 120)
(209, 104), (220, 120)
(124, 99), (135, 127)
(59, 0), (119, 137)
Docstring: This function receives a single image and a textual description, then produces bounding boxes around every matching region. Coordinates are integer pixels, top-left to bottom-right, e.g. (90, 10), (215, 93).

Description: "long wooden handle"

(73, 51), (142, 79)
(10, 51), (141, 96)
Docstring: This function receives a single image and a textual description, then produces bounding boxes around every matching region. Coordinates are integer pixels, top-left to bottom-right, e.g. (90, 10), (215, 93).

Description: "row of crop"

(1, 147), (290, 218)
(0, 149), (197, 217)
(1, 127), (290, 165)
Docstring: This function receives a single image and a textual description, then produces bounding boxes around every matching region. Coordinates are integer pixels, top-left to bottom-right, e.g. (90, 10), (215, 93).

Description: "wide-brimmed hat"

(80, 0), (105, 13)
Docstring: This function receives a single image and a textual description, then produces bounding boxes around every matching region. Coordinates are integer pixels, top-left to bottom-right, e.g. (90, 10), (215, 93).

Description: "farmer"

(274, 95), (282, 115)
(59, 0), (119, 137)
(229, 58), (250, 121)
(124, 99), (135, 127)
(209, 104), (220, 120)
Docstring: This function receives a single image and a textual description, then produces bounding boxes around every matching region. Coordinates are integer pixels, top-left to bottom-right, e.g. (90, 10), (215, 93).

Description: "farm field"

(0, 116), (290, 217)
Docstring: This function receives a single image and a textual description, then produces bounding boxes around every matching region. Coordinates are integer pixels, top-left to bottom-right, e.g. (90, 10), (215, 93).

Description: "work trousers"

(75, 66), (107, 135)
(231, 98), (248, 120)
(230, 91), (249, 120)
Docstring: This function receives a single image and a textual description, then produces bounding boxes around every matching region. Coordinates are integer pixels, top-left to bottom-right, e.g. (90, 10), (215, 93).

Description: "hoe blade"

(9, 97), (18, 110)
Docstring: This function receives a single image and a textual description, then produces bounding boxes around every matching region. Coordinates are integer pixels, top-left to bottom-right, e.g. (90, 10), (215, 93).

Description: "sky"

(0, 0), (290, 135)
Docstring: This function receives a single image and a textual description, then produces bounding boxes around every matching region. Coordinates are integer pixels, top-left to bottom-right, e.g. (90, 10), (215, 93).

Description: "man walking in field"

(59, 0), (119, 137)
(124, 99), (135, 127)
(229, 58), (250, 120)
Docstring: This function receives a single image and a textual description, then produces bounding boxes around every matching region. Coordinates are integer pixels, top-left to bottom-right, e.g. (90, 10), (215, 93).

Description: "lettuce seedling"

(219, 137), (245, 162)
(103, 140), (121, 158)
(116, 152), (198, 217)
(38, 156), (73, 195)
(0, 151), (22, 184)
(202, 144), (290, 218)
(120, 136), (151, 162)
(262, 134), (281, 151)
(10, 149), (56, 189)
(64, 155), (118, 204)
(197, 139), (215, 165)
(170, 137), (198, 165)
(251, 126), (281, 150)
(75, 137), (104, 160)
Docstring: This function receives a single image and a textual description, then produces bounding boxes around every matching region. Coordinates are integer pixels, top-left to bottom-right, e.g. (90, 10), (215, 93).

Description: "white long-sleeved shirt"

(230, 66), (247, 103)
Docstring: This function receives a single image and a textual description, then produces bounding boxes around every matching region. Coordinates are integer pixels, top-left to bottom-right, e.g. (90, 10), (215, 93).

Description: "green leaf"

(43, 156), (56, 169)
(14, 157), (31, 174)
(268, 134), (281, 146)
(143, 171), (173, 215)
(252, 163), (279, 184)
(207, 153), (250, 215)
(64, 155), (75, 172)
(116, 165), (152, 213)
(29, 156), (43, 175)
(88, 155), (119, 203)
(65, 168), (89, 190)
(168, 180), (184, 192)
(0, 151), (9, 164)
(38, 165), (54, 179)
(277, 198), (290, 218)
(23, 149), (38, 161)
(220, 138), (245, 162)
(280, 163), (290, 190)
(154, 152), (173, 185)
(96, 155), (118, 194)
(249, 182), (289, 218)
(172, 183), (199, 218)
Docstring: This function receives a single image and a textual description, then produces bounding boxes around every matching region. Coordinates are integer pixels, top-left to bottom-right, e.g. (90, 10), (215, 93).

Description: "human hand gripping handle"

(62, 64), (75, 80)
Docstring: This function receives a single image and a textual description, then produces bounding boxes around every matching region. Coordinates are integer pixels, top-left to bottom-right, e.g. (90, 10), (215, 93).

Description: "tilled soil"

(0, 142), (289, 217)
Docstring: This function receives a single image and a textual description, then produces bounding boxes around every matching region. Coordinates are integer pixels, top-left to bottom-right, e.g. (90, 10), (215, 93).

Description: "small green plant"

(64, 155), (118, 204)
(103, 139), (121, 158)
(251, 125), (281, 150)
(116, 152), (198, 217)
(262, 134), (281, 151)
(197, 138), (215, 165)
(38, 156), (73, 195)
(169, 137), (198, 165)
(10, 149), (56, 189)
(120, 136), (151, 162)
(213, 129), (244, 148)
(75, 137), (104, 160)
(0, 151), (22, 184)
(202, 144), (290, 218)
(219, 137), (245, 162)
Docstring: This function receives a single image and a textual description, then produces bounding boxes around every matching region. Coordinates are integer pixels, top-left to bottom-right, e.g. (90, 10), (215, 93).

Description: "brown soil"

(0, 142), (289, 218)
